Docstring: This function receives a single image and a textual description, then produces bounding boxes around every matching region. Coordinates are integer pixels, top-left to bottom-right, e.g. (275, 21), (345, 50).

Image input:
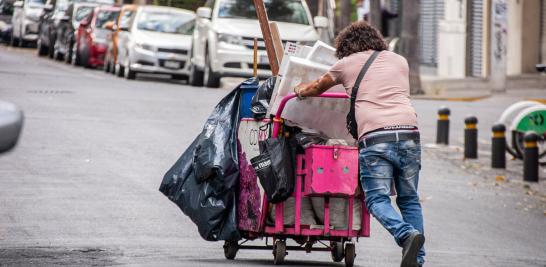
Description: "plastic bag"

(159, 85), (243, 242)
(250, 137), (294, 203)
(294, 132), (327, 149)
(251, 76), (276, 120)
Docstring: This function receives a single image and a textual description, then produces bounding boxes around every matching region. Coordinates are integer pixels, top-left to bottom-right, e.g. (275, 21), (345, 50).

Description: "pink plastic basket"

(302, 145), (359, 196)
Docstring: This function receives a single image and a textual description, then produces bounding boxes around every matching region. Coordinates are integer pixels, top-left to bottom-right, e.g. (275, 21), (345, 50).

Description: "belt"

(359, 131), (420, 148)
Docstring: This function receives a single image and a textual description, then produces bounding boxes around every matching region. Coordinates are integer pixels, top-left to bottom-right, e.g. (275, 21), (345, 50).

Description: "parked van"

(190, 0), (328, 88)
(10, 0), (44, 46)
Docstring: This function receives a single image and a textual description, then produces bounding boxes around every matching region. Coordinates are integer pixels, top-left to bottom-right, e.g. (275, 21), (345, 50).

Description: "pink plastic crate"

(302, 145), (359, 196)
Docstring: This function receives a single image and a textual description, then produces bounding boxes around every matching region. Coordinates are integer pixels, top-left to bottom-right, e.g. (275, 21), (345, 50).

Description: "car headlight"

(218, 33), (244, 46)
(136, 42), (155, 52)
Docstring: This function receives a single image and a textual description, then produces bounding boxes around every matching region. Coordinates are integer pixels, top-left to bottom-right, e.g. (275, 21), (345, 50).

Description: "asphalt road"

(0, 45), (545, 267)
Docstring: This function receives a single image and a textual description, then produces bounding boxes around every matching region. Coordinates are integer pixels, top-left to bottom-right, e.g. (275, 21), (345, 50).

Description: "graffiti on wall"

(492, 0), (507, 62)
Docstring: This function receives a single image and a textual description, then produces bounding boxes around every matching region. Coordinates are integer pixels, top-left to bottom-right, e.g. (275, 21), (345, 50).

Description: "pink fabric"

(237, 141), (261, 232)
(328, 50), (418, 139)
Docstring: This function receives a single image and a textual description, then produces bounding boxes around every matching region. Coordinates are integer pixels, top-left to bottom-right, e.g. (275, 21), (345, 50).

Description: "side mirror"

(43, 3), (53, 12)
(0, 101), (24, 154)
(13, 1), (23, 8)
(60, 15), (70, 22)
(196, 7), (211, 19)
(314, 16), (328, 28)
(119, 25), (129, 31)
(103, 21), (114, 30)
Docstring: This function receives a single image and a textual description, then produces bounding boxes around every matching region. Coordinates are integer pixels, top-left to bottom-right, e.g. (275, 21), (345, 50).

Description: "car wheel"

(64, 42), (73, 64)
(10, 34), (20, 47)
(203, 52), (220, 88)
(37, 39), (48, 56)
(189, 63), (204, 86)
(71, 45), (80, 66)
(103, 54), (111, 73)
(115, 63), (124, 77)
(124, 59), (136, 80)
(53, 39), (63, 61)
(48, 39), (55, 59)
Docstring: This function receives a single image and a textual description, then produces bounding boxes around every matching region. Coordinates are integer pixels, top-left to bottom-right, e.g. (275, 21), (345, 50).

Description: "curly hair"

(335, 21), (387, 59)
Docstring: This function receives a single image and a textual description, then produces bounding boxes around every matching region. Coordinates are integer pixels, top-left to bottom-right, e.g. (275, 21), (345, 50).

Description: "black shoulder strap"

(348, 50), (380, 139)
(350, 51), (381, 103)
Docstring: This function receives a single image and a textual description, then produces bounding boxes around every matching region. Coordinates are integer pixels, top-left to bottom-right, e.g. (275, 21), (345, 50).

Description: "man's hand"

(294, 73), (337, 99)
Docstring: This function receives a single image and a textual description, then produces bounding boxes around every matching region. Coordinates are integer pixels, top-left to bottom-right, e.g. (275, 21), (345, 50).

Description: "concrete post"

(489, 0), (508, 92)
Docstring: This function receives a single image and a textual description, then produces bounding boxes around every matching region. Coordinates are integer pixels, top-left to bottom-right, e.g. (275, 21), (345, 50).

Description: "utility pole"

(340, 0), (352, 29)
(490, 0), (508, 92)
(399, 0), (423, 95)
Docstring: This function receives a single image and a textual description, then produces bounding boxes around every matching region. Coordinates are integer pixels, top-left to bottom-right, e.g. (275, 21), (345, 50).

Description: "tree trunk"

(340, 0), (352, 29)
(369, 0), (382, 32)
(400, 0), (423, 95)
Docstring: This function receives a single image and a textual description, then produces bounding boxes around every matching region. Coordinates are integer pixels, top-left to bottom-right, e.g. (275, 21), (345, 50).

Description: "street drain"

(27, 90), (73, 94)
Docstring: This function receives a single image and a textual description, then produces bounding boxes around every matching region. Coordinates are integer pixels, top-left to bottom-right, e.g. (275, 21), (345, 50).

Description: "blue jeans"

(359, 131), (425, 264)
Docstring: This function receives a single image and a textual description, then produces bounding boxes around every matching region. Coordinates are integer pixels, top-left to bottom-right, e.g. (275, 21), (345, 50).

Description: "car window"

(118, 10), (133, 28)
(136, 11), (194, 35)
(217, 0), (309, 25)
(74, 6), (92, 22)
(95, 9), (118, 28)
(27, 0), (45, 7)
(54, 0), (68, 14)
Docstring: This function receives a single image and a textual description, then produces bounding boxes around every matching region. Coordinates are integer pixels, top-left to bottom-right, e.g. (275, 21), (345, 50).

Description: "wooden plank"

(269, 22), (284, 64)
(252, 0), (280, 75)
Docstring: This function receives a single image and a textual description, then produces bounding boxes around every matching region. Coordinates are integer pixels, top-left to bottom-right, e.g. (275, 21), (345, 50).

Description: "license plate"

(259, 55), (269, 64)
(164, 60), (180, 69)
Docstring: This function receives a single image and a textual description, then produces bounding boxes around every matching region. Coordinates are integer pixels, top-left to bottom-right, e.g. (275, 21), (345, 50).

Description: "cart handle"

(272, 92), (349, 137)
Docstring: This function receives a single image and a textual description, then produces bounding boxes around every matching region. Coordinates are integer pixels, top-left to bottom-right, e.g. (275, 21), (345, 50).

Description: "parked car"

(53, 2), (98, 61)
(10, 0), (44, 46)
(74, 5), (119, 67)
(115, 5), (195, 80)
(191, 0), (328, 87)
(36, 0), (70, 57)
(103, 4), (136, 74)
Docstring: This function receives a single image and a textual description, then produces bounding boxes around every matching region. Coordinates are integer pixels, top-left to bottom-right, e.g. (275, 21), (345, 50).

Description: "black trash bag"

(159, 85), (243, 242)
(251, 76), (276, 120)
(294, 132), (328, 149)
(250, 137), (294, 203)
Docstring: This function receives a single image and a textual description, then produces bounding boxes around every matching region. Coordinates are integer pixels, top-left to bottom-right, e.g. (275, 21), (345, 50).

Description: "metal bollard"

(491, 123), (506, 169)
(436, 107), (450, 145)
(464, 116), (478, 159)
(523, 131), (539, 182)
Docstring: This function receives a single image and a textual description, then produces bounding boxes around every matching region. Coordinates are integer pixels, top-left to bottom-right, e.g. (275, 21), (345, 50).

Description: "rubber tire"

(172, 74), (186, 80)
(104, 60), (111, 73)
(37, 39), (48, 56)
(344, 243), (355, 267)
(48, 38), (55, 59)
(64, 42), (73, 64)
(71, 45), (80, 66)
(273, 240), (286, 265)
(189, 61), (204, 86)
(203, 52), (221, 88)
(223, 241), (238, 260)
(124, 61), (136, 80)
(331, 242), (345, 262)
(115, 63), (124, 77)
(10, 34), (20, 47)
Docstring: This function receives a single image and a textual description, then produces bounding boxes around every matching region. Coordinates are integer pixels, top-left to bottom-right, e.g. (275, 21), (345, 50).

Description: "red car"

(75, 5), (120, 68)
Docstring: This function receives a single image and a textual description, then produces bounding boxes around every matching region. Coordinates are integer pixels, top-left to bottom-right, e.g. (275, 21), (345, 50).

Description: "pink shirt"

(328, 50), (418, 139)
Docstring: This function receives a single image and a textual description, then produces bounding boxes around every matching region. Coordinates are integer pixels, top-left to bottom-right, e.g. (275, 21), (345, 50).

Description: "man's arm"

(295, 73), (338, 98)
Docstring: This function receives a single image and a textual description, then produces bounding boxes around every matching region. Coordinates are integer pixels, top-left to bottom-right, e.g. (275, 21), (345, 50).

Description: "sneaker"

(400, 231), (425, 267)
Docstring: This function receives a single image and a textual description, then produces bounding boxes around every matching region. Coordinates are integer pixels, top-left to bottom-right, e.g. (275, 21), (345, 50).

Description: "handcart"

(227, 92), (370, 267)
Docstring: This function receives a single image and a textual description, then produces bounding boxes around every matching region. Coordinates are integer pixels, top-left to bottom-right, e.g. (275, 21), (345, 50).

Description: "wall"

(520, 0), (541, 72)
(438, 0), (467, 78)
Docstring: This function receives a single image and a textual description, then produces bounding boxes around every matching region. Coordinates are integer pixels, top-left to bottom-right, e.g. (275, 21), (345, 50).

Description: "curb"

(412, 95), (490, 102)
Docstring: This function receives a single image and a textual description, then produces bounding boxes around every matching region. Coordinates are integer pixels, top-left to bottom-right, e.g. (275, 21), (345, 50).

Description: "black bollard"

(436, 107), (450, 145)
(523, 132), (539, 183)
(464, 116), (478, 159)
(491, 124), (506, 169)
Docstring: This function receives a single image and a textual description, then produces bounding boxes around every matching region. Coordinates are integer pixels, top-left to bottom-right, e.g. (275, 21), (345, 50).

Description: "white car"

(10, 0), (44, 46)
(115, 5), (195, 81)
(190, 0), (328, 88)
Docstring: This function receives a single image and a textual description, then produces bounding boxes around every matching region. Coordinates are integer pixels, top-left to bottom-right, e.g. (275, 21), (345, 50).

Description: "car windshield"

(218, 0), (309, 25)
(74, 6), (93, 22)
(95, 10), (119, 28)
(27, 0), (45, 7)
(54, 0), (69, 12)
(136, 11), (194, 35)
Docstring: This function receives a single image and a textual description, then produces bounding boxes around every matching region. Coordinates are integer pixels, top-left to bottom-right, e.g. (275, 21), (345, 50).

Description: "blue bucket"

(239, 78), (259, 119)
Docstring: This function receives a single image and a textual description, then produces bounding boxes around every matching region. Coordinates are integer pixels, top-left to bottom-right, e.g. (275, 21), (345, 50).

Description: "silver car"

(116, 5), (195, 80)
(10, 0), (44, 46)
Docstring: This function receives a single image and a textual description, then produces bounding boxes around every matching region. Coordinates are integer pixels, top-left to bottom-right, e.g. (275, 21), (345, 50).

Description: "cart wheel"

(344, 243), (355, 267)
(273, 240), (286, 265)
(331, 241), (344, 262)
(223, 240), (238, 260)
